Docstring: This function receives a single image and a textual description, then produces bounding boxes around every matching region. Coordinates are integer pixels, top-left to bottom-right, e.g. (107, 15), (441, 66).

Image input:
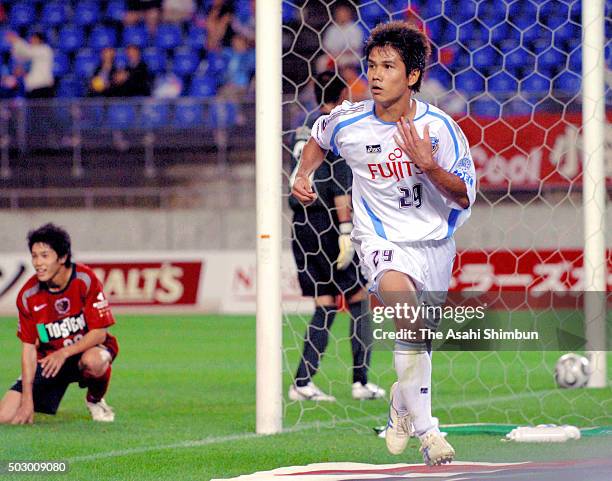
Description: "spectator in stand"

(162, 0), (195, 23)
(232, 0), (255, 46)
(0, 64), (24, 99)
(124, 0), (161, 34)
(88, 47), (118, 97)
(340, 64), (369, 101)
(204, 0), (235, 52)
(6, 31), (54, 99)
(219, 34), (255, 125)
(111, 45), (151, 97)
(317, 2), (363, 72)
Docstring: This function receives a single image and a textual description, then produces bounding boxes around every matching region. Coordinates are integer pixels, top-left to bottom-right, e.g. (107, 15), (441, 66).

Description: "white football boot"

(385, 382), (413, 455)
(288, 382), (336, 402)
(419, 431), (455, 466)
(352, 382), (386, 400)
(86, 398), (115, 422)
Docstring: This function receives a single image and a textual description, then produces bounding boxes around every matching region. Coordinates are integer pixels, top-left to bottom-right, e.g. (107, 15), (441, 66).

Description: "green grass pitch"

(0, 314), (610, 481)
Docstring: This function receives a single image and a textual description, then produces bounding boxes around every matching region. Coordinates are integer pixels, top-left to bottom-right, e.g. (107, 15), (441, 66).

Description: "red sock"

(85, 366), (112, 404)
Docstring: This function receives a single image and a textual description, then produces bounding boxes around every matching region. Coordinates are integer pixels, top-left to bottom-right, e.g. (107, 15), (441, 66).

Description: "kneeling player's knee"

(80, 350), (109, 377)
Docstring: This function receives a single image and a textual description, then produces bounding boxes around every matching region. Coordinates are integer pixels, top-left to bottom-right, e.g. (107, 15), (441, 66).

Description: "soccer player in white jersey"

(292, 21), (476, 466)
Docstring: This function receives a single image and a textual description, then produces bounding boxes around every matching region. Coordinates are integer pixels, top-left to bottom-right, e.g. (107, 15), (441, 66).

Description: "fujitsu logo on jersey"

(42, 313), (87, 340)
(367, 148), (424, 181)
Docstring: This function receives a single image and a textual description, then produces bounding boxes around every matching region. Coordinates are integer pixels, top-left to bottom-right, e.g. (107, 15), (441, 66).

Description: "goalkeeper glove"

(336, 222), (355, 270)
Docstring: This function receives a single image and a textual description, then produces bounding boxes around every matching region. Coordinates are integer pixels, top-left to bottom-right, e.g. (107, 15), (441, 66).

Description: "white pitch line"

(68, 389), (559, 463)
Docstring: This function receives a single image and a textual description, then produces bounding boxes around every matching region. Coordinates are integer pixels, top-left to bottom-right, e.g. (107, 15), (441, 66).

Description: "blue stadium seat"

(205, 51), (228, 78)
(143, 47), (166, 75)
(282, 1), (299, 23)
(53, 51), (69, 78)
(536, 48), (566, 76)
(189, 74), (217, 97)
(456, 69), (484, 97)
(523, 25), (552, 55)
(41, 2), (68, 28)
(75, 49), (99, 78)
(553, 71), (581, 97)
(74, 1), (100, 28)
(359, 3), (388, 29)
(80, 104), (105, 128)
(505, 48), (535, 77)
(538, 1), (568, 30)
(235, 0), (252, 23)
(123, 25), (148, 49)
(187, 26), (206, 51)
(427, 17), (456, 47)
(508, 2), (537, 29)
(446, 43), (470, 75)
(503, 98), (532, 116)
(443, 0), (476, 24)
(568, 49), (581, 74)
(155, 24), (183, 51)
(458, 21), (487, 49)
(473, 46), (503, 75)
(174, 101), (204, 128)
(209, 101), (237, 129)
(520, 73), (551, 102)
(425, 64), (452, 88)
(553, 23), (581, 52)
(488, 72), (518, 99)
(10, 3), (36, 29)
(477, 0), (505, 28)
(57, 25), (84, 54)
(469, 97), (500, 118)
(417, 2), (442, 20)
(56, 75), (84, 98)
(492, 24), (520, 53)
(89, 26), (117, 51)
(106, 0), (126, 22)
(173, 47), (199, 78)
(142, 101), (169, 128)
(107, 104), (136, 129)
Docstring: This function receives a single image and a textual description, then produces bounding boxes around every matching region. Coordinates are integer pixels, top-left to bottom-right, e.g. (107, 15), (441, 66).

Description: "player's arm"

(39, 328), (108, 379)
(395, 117), (470, 209)
(291, 137), (327, 205)
(12, 342), (37, 424)
(333, 193), (355, 270)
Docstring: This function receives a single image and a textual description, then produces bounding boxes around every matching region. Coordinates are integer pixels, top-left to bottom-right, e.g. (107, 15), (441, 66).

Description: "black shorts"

(127, 0), (161, 11)
(10, 356), (82, 415)
(292, 211), (366, 298)
(9, 344), (117, 415)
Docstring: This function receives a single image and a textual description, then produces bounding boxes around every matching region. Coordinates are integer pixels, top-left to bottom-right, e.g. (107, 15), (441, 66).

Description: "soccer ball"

(554, 353), (591, 389)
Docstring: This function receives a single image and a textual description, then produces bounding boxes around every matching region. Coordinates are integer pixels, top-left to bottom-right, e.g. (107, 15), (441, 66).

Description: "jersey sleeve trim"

(413, 100), (430, 122)
(20, 284), (40, 314)
(426, 111), (459, 164)
(361, 197), (387, 239)
(76, 271), (92, 292)
(330, 111), (373, 156)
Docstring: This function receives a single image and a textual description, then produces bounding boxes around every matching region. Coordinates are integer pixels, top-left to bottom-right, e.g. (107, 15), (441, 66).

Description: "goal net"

(279, 0), (610, 432)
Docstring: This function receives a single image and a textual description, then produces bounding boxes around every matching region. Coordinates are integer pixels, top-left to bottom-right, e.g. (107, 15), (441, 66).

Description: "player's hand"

(291, 174), (317, 205)
(336, 222), (355, 270)
(394, 117), (438, 174)
(40, 350), (68, 378)
(12, 401), (34, 425)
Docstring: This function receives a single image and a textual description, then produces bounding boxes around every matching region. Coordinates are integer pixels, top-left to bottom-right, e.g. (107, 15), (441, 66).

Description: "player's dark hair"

(365, 21), (431, 92)
(30, 31), (46, 43)
(314, 71), (346, 106)
(27, 223), (72, 266)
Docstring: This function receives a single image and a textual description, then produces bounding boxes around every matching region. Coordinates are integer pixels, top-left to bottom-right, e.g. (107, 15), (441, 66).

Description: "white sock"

(393, 349), (437, 437)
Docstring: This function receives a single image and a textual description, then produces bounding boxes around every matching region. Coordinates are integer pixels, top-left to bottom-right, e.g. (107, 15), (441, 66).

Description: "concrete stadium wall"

(0, 202), (608, 253)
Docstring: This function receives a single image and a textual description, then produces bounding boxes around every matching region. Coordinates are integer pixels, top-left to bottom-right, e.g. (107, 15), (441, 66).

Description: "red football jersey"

(16, 263), (117, 359)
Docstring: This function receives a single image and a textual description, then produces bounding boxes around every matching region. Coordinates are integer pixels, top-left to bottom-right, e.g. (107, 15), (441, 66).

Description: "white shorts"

(353, 235), (456, 300)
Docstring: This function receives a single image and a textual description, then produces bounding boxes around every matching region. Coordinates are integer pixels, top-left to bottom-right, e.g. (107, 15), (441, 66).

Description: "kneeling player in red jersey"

(0, 223), (119, 424)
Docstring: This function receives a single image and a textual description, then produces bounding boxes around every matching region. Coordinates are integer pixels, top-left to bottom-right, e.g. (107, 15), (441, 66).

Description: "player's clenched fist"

(291, 174), (317, 205)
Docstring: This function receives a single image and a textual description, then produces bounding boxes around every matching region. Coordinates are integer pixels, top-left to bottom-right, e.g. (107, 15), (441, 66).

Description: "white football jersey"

(311, 99), (476, 243)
